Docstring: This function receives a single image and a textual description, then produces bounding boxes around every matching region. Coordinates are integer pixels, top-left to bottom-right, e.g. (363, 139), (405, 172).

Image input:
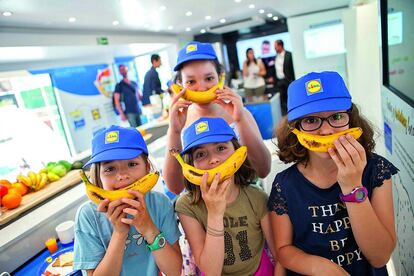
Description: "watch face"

(158, 236), (166, 248)
(355, 190), (366, 201)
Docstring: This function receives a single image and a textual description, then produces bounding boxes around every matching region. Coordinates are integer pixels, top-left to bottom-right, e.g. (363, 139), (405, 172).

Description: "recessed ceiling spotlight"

(2, 11), (12, 17)
(185, 11), (192, 16)
(159, 5), (166, 11)
(168, 25), (173, 30)
(234, 0), (242, 3)
(185, 27), (191, 32)
(205, 15), (212, 20)
(258, 9), (265, 14)
(267, 13), (273, 18)
(248, 4), (255, 9)
(200, 29), (206, 33)
(68, 17), (76, 23)
(112, 20), (119, 26)
(219, 18), (226, 23)
(273, 16), (279, 21)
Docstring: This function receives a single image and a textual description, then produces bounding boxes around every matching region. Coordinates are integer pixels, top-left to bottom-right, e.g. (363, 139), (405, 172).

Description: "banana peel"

(292, 127), (363, 153)
(170, 146), (247, 186)
(170, 74), (225, 104)
(80, 170), (159, 205)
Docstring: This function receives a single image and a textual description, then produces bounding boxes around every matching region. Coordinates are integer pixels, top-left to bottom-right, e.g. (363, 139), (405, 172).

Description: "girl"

(163, 41), (271, 195)
(175, 117), (276, 275)
(242, 48), (267, 103)
(73, 125), (182, 276)
(268, 71), (398, 275)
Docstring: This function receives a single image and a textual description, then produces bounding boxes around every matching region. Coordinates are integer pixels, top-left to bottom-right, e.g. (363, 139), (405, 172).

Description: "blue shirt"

(142, 67), (162, 105)
(114, 80), (140, 114)
(268, 153), (398, 276)
(73, 191), (181, 276)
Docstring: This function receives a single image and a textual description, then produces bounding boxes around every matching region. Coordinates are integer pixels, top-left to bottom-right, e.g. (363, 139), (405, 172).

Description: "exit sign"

(97, 37), (108, 45)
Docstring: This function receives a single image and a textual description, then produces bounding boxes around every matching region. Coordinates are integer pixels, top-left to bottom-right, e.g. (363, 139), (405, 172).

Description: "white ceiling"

(0, 0), (351, 35)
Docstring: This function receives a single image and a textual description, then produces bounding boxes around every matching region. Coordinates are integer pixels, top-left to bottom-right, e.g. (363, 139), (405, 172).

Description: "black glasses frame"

(297, 111), (352, 131)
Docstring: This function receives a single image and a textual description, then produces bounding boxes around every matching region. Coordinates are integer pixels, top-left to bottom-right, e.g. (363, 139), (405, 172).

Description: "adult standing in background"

(272, 39), (295, 115)
(142, 54), (163, 106)
(243, 48), (267, 102)
(113, 64), (142, 127)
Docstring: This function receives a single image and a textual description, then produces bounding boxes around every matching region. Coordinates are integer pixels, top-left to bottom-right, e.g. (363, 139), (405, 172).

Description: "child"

(163, 41), (271, 195)
(73, 125), (182, 276)
(268, 71), (398, 275)
(175, 117), (275, 275)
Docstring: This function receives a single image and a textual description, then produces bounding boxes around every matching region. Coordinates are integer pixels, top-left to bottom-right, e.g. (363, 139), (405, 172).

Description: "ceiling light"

(185, 27), (191, 32)
(248, 4), (255, 9)
(267, 13), (273, 18)
(185, 11), (192, 16)
(159, 5), (166, 11)
(205, 15), (212, 20)
(167, 25), (173, 30)
(2, 11), (12, 17)
(68, 17), (76, 23)
(259, 9), (265, 14)
(273, 16), (279, 21)
(112, 20), (119, 26)
(219, 18), (226, 23)
(234, 0), (242, 3)
(200, 29), (206, 33)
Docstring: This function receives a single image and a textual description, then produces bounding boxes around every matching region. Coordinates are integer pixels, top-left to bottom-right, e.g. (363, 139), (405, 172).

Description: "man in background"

(113, 64), (142, 127)
(260, 40), (276, 94)
(142, 54), (163, 106)
(272, 39), (295, 115)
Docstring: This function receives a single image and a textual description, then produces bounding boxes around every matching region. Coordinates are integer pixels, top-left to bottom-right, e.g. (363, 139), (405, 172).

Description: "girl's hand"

(120, 190), (159, 241)
(214, 86), (245, 123)
(200, 172), (230, 218)
(169, 88), (192, 134)
(312, 257), (350, 276)
(98, 199), (130, 235)
(328, 134), (367, 194)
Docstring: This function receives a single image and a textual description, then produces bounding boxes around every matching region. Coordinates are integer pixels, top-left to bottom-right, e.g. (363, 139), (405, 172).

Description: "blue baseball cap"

(174, 41), (218, 71)
(287, 71), (352, 121)
(182, 117), (236, 155)
(84, 125), (148, 168)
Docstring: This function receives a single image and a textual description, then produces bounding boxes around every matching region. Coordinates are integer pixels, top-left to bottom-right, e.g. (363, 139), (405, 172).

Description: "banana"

(35, 173), (42, 190)
(37, 173), (48, 190)
(80, 170), (159, 205)
(292, 127), (363, 152)
(170, 74), (225, 104)
(170, 146), (247, 186)
(28, 171), (37, 189)
(17, 174), (32, 188)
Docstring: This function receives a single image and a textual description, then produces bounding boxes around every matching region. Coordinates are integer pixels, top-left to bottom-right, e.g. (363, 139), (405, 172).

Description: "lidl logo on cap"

(105, 131), (119, 144)
(195, 121), (209, 134)
(186, 44), (197, 53)
(306, 79), (323, 95)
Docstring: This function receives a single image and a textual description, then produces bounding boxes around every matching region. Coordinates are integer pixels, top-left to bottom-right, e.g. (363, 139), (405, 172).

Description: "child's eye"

(217, 145), (226, 152)
(194, 151), (206, 160)
(103, 166), (115, 173)
(206, 76), (215, 82)
(128, 162), (139, 168)
(186, 80), (195, 86)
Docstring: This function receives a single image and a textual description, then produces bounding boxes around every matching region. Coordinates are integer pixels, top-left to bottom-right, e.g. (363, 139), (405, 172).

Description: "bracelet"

(206, 225), (225, 237)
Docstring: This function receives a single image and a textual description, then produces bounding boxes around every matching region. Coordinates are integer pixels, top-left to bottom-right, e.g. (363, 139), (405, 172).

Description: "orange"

(7, 187), (22, 195)
(0, 179), (11, 189)
(11, 182), (29, 196)
(2, 193), (22, 209)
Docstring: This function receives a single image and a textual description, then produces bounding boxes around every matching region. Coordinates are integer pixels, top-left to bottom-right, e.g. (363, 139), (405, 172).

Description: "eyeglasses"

(298, 112), (351, 131)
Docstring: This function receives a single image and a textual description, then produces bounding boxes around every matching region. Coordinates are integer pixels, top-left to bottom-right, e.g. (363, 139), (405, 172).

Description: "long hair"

(175, 59), (224, 84)
(246, 48), (257, 66)
(274, 104), (376, 165)
(88, 154), (153, 188)
(182, 139), (257, 205)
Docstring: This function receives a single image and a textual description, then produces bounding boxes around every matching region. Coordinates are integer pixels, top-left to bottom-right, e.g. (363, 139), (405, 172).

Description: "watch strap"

(146, 232), (166, 251)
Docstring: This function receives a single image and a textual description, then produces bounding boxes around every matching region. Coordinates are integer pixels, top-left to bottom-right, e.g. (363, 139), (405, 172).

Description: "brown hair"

(175, 59), (224, 84)
(182, 139), (257, 205)
(88, 154), (153, 188)
(274, 104), (376, 165)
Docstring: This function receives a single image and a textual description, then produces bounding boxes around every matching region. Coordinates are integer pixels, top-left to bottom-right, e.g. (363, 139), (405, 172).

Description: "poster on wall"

(381, 89), (414, 276)
(31, 64), (119, 156)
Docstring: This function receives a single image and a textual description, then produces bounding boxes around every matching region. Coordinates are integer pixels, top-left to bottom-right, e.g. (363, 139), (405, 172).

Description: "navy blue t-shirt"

(142, 67), (162, 105)
(114, 80), (140, 114)
(268, 153), (398, 275)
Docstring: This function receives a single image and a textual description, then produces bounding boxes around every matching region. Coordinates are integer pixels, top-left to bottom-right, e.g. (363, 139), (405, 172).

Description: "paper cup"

(55, 220), (75, 244)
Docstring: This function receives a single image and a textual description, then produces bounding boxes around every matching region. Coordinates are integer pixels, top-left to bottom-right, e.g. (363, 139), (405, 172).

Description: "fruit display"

(80, 170), (159, 205)
(170, 146), (248, 186)
(291, 127), (363, 153)
(17, 172), (48, 191)
(2, 192), (22, 209)
(170, 74), (225, 104)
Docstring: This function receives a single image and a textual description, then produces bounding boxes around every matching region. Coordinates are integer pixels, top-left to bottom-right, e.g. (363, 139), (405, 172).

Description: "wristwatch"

(340, 186), (368, 203)
(146, 232), (167, 251)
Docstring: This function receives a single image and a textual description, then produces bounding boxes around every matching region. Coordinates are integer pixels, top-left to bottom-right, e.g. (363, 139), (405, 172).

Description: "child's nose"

(318, 120), (334, 135)
(209, 155), (221, 166)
